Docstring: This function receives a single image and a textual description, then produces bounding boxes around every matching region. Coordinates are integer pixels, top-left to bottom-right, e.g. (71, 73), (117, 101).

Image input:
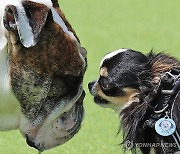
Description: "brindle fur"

(8, 1), (86, 121)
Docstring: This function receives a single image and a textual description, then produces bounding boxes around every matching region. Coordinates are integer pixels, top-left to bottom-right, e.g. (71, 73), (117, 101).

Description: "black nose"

(88, 81), (96, 91)
(26, 135), (40, 150)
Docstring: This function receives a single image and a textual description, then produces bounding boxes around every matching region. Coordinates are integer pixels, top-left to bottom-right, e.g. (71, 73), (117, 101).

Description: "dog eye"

(99, 78), (124, 96)
(102, 87), (119, 96)
(99, 82), (125, 97)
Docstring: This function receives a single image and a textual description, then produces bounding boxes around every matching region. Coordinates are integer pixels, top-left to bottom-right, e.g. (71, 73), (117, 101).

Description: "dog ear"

(3, 1), (49, 48)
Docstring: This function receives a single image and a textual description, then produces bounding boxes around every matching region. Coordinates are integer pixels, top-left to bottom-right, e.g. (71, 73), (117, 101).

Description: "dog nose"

(88, 81), (95, 91)
(26, 135), (40, 150)
(88, 81), (98, 96)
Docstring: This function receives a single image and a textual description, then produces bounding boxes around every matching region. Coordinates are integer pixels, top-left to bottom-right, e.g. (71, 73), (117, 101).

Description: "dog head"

(88, 48), (180, 111)
(88, 48), (151, 111)
(0, 0), (87, 152)
(89, 48), (180, 153)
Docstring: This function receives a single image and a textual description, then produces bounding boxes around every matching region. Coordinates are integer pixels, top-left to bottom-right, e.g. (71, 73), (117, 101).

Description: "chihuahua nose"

(88, 81), (98, 96)
(88, 81), (95, 91)
(26, 135), (39, 150)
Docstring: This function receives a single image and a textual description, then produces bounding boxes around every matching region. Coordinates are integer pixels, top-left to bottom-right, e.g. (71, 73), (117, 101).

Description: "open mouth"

(94, 96), (109, 104)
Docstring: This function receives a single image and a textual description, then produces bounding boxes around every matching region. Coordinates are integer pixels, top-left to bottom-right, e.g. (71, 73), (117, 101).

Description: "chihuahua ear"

(3, 1), (49, 48)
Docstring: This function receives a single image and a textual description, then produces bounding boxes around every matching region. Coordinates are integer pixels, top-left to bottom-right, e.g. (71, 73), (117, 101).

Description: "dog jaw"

(89, 81), (140, 112)
(19, 86), (84, 151)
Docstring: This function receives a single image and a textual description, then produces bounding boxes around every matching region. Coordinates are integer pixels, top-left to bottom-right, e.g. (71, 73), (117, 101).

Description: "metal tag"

(155, 117), (176, 136)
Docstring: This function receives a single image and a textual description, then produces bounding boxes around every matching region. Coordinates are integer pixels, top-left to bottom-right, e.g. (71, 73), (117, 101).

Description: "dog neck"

(119, 53), (180, 153)
(0, 45), (22, 130)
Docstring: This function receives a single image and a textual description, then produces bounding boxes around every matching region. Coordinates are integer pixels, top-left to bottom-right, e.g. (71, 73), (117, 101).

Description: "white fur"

(51, 7), (77, 41)
(0, 0), (36, 47)
(0, 0), (24, 131)
(100, 48), (128, 67)
(16, 3), (36, 47)
(0, 45), (21, 130)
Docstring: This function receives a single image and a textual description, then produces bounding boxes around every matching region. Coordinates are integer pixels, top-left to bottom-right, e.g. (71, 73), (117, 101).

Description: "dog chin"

(40, 100), (84, 151)
(93, 96), (120, 112)
(20, 91), (85, 152)
(94, 96), (109, 104)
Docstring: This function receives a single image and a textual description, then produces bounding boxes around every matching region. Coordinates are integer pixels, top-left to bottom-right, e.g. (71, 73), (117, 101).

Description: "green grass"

(0, 0), (180, 153)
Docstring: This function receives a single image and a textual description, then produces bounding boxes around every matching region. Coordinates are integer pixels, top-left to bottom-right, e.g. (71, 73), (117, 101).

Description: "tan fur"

(100, 67), (108, 77)
(96, 83), (139, 106)
(152, 60), (175, 76)
(152, 57), (180, 77)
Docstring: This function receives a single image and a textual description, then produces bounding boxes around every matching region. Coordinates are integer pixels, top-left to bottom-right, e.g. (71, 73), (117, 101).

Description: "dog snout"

(26, 135), (40, 151)
(88, 81), (94, 90)
(88, 81), (97, 96)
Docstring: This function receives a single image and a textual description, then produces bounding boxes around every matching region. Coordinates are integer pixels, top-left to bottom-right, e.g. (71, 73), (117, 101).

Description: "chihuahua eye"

(99, 80), (125, 97)
(103, 87), (119, 96)
(99, 78), (124, 96)
(99, 82), (118, 96)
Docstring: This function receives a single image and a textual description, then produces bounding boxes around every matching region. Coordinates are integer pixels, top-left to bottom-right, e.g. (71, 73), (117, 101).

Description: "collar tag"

(155, 115), (176, 137)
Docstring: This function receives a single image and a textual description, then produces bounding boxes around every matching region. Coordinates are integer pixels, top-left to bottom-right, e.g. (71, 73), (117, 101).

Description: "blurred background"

(0, 0), (180, 153)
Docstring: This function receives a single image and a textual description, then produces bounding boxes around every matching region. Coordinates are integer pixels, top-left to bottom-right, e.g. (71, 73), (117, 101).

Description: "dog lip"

(51, 91), (85, 144)
(26, 135), (41, 150)
(94, 96), (109, 104)
(24, 90), (85, 151)
(76, 90), (85, 105)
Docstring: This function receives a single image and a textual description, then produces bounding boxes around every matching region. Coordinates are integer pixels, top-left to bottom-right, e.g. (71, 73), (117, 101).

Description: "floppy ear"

(3, 1), (49, 48)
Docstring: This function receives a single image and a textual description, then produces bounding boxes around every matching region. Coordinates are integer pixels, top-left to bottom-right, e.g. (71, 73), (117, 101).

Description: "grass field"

(0, 0), (180, 154)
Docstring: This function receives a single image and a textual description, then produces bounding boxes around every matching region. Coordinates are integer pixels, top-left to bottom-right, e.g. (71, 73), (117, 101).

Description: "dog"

(88, 48), (180, 154)
(0, 0), (87, 152)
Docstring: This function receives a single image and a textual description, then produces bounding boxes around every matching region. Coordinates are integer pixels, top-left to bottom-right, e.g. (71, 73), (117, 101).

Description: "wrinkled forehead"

(100, 48), (128, 67)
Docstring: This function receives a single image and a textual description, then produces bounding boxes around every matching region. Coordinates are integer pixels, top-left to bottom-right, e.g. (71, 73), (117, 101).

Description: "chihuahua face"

(0, 0), (87, 152)
(88, 49), (149, 111)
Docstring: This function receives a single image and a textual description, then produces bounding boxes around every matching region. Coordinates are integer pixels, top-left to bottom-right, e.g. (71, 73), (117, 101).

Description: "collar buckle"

(161, 71), (180, 95)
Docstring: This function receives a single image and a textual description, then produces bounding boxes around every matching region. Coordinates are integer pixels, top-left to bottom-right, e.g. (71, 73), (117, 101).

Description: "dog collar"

(154, 69), (180, 113)
(144, 69), (180, 151)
